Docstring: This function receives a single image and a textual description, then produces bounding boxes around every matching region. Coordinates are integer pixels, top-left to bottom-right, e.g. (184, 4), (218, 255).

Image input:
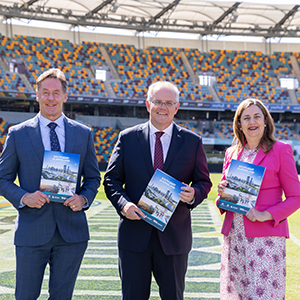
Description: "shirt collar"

(38, 112), (65, 129)
(149, 121), (173, 137)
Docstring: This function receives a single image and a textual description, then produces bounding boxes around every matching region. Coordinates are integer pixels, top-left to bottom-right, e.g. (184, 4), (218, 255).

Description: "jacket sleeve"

(266, 143), (300, 226)
(103, 132), (131, 215)
(0, 128), (28, 209)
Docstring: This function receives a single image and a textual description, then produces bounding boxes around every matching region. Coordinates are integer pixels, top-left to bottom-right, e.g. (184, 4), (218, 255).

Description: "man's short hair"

(36, 68), (68, 94)
(147, 81), (179, 103)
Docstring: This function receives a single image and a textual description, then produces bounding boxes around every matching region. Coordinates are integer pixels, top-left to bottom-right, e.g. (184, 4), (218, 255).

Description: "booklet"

(40, 150), (80, 203)
(218, 159), (266, 215)
(137, 169), (185, 232)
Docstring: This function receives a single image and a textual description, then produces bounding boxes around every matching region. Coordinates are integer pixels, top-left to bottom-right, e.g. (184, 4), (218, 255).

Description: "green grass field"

(0, 172), (299, 299)
(97, 172), (300, 299)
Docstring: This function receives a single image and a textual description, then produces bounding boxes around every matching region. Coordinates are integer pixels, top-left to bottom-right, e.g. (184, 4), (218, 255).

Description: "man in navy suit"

(104, 81), (212, 300)
(0, 68), (100, 300)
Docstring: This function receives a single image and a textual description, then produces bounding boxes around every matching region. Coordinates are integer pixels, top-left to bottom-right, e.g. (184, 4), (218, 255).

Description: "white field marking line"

(87, 246), (117, 250)
(86, 245), (221, 252)
(0, 286), (14, 294)
(89, 240), (117, 243)
(80, 263), (221, 270)
(42, 275), (220, 283)
(84, 254), (118, 258)
(35, 289), (220, 298)
(290, 233), (300, 248)
(89, 233), (117, 237)
(80, 264), (118, 269)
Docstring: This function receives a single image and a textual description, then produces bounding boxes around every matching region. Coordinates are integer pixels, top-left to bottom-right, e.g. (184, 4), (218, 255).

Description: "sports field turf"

(0, 173), (299, 299)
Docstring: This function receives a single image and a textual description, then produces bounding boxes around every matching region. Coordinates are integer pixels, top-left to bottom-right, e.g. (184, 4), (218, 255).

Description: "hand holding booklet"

(137, 169), (185, 231)
(218, 159), (266, 215)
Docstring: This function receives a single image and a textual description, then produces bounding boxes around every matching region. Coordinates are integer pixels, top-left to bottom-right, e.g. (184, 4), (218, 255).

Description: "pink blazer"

(216, 141), (300, 238)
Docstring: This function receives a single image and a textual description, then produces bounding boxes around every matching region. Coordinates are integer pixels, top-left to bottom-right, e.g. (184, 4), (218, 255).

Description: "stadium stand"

(91, 125), (119, 163)
(0, 34), (299, 105)
(185, 49), (291, 104)
(0, 35), (108, 97)
(106, 43), (213, 102)
(0, 34), (300, 165)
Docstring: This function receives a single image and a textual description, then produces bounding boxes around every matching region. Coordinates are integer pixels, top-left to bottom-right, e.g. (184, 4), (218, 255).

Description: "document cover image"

(40, 151), (80, 203)
(218, 159), (266, 215)
(137, 169), (185, 232)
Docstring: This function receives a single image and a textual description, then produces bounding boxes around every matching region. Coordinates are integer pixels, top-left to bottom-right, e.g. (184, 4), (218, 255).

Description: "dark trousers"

(119, 228), (188, 300)
(15, 227), (87, 300)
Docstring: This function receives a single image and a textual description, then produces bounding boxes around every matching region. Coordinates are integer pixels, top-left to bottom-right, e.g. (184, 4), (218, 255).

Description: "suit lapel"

(137, 122), (153, 176)
(26, 115), (44, 162)
(253, 147), (267, 165)
(64, 117), (77, 153)
(163, 124), (183, 172)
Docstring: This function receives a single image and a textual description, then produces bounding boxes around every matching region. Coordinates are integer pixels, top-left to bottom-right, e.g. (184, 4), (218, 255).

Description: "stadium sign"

(1, 92), (300, 112)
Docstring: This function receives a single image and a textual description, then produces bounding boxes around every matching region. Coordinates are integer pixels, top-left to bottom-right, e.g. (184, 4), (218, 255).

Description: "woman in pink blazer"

(216, 98), (300, 299)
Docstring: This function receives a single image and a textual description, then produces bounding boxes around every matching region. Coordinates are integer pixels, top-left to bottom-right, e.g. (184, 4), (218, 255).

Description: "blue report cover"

(137, 169), (185, 231)
(40, 151), (80, 203)
(218, 159), (266, 215)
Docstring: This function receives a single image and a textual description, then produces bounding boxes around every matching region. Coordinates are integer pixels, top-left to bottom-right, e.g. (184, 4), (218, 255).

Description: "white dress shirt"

(149, 122), (173, 166)
(38, 113), (65, 152)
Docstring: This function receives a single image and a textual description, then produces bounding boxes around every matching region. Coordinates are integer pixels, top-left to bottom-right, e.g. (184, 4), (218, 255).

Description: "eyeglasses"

(151, 100), (178, 107)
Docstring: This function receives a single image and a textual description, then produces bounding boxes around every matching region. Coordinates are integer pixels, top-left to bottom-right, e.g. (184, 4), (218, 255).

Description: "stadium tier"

(0, 35), (108, 96)
(0, 34), (298, 104)
(185, 49), (292, 104)
(91, 125), (119, 163)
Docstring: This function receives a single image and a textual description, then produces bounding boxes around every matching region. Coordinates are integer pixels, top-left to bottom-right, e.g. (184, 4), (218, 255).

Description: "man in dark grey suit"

(104, 81), (212, 300)
(0, 68), (100, 300)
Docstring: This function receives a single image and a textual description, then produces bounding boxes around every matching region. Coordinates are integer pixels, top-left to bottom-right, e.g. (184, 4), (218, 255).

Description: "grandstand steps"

(180, 51), (199, 84)
(19, 74), (35, 93)
(290, 55), (300, 85)
(84, 67), (95, 79)
(272, 77), (280, 87)
(99, 46), (120, 80)
(207, 86), (220, 102)
(104, 81), (116, 98)
(288, 90), (298, 105)
(0, 57), (9, 72)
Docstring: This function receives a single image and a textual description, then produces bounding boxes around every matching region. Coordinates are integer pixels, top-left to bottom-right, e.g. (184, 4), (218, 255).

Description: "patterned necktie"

(48, 122), (61, 152)
(154, 131), (164, 171)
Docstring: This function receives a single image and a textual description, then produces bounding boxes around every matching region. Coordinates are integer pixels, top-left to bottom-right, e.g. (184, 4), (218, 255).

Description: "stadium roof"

(0, 1), (300, 39)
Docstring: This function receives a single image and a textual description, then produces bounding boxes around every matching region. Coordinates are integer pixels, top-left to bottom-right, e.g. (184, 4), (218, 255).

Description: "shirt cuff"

(188, 198), (195, 205)
(19, 194), (27, 208)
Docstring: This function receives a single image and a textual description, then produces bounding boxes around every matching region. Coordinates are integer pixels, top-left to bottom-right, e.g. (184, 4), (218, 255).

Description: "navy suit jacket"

(0, 115), (100, 246)
(104, 122), (212, 255)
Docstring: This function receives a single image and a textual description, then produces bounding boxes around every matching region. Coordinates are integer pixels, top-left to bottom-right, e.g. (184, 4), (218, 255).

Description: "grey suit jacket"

(0, 115), (100, 246)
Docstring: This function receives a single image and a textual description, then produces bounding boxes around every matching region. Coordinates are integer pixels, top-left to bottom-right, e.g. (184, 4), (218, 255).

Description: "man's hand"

(121, 202), (146, 220)
(64, 194), (87, 212)
(180, 184), (195, 203)
(22, 191), (50, 209)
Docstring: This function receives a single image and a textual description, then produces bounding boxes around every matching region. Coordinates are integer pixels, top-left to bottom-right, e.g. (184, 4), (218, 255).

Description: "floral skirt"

(220, 213), (286, 300)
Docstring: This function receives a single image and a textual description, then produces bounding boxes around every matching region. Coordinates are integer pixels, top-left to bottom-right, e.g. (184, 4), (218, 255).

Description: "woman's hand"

(217, 180), (228, 196)
(246, 208), (273, 222)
